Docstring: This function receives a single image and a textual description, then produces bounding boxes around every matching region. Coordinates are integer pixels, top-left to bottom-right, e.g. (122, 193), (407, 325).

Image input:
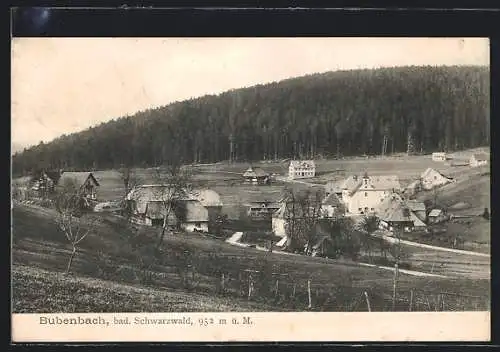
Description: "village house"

(242, 166), (270, 185)
(246, 200), (281, 219)
(432, 152), (448, 162)
(342, 173), (402, 215)
(325, 175), (364, 204)
(126, 184), (209, 232)
(469, 153), (489, 168)
(427, 208), (448, 224)
(420, 168), (453, 191)
(406, 200), (427, 222)
(288, 160), (316, 180)
(374, 193), (427, 233)
(57, 171), (100, 201)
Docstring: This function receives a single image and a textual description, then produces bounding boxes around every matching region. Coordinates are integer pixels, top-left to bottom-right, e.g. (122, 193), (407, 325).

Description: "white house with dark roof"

(243, 166), (270, 185)
(288, 160), (316, 179)
(342, 173), (402, 215)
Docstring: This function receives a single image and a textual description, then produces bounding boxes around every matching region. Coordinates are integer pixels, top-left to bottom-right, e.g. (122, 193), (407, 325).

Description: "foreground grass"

(12, 265), (281, 313)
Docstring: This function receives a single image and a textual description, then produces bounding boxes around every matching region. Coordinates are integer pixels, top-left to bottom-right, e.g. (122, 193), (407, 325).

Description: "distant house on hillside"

(57, 172), (100, 201)
(288, 160), (316, 180)
(470, 153), (489, 168)
(321, 193), (345, 217)
(187, 188), (223, 225)
(432, 152), (448, 162)
(242, 166), (270, 185)
(420, 168), (453, 191)
(427, 208), (448, 224)
(343, 173), (402, 215)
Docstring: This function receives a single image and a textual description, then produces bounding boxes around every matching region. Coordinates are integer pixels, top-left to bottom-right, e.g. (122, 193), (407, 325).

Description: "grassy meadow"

(12, 203), (490, 312)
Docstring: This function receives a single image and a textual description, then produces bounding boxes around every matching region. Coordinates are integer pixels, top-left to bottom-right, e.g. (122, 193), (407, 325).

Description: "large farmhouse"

(57, 171), (100, 201)
(126, 184), (209, 232)
(288, 160), (316, 180)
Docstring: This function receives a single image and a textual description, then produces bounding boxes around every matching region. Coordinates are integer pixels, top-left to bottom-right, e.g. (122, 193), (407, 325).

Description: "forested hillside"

(12, 65), (490, 176)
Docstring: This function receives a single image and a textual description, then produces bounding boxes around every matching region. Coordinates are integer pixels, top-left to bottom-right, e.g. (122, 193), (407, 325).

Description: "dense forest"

(12, 65), (490, 176)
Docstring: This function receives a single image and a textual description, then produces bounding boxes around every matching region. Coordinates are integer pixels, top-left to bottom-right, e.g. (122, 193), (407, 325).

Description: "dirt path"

(357, 262), (449, 278)
(375, 233), (490, 258)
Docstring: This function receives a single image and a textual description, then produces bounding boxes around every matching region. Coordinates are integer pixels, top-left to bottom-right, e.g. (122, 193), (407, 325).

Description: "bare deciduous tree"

(54, 177), (97, 274)
(151, 159), (194, 250)
(283, 188), (325, 254)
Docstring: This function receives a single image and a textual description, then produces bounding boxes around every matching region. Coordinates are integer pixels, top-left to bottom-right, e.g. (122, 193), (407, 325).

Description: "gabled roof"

(290, 160), (316, 169)
(58, 172), (100, 188)
(187, 188), (223, 207)
(144, 201), (179, 225)
(472, 153), (489, 161)
(406, 200), (426, 212)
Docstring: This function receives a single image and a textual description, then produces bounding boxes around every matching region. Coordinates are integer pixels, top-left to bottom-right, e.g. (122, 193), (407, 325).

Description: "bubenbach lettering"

(40, 316), (110, 326)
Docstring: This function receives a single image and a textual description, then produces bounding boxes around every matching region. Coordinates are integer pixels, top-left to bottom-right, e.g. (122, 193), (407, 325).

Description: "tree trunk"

(66, 246), (77, 274)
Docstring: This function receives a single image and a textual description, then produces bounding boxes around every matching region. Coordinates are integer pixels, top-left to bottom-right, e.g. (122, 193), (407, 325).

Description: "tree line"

(12, 65), (489, 176)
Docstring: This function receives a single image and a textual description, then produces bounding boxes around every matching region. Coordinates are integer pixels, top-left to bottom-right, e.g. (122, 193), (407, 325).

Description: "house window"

(364, 192), (368, 197)
(434, 176), (437, 180)
(196, 222), (202, 228)
(370, 208), (374, 211)
(358, 208), (362, 212)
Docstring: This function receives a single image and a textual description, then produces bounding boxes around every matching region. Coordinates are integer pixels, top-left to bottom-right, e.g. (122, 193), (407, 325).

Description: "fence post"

(392, 263), (399, 311)
(275, 279), (279, 298)
(248, 275), (253, 299)
(221, 273), (225, 293)
(292, 283), (296, 298)
(364, 291), (372, 312)
(435, 294), (440, 312)
(441, 294), (445, 311)
(307, 279), (312, 309)
(409, 289), (414, 312)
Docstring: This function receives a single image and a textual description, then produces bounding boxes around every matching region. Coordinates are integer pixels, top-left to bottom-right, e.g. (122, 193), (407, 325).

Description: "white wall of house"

(347, 189), (388, 214)
(272, 217), (287, 237)
(182, 222), (209, 233)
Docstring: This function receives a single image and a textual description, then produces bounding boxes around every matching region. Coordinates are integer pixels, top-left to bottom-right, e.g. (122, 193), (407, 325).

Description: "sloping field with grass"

(12, 204), (490, 312)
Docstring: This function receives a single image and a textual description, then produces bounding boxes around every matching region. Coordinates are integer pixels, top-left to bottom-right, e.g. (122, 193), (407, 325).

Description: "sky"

(11, 37), (490, 151)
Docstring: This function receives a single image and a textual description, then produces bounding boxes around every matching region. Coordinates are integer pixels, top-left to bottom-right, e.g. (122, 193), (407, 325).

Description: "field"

(12, 203), (490, 313)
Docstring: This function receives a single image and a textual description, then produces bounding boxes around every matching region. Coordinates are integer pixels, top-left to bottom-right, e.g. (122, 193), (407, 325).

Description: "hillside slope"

(12, 65), (489, 175)
(12, 204), (490, 312)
